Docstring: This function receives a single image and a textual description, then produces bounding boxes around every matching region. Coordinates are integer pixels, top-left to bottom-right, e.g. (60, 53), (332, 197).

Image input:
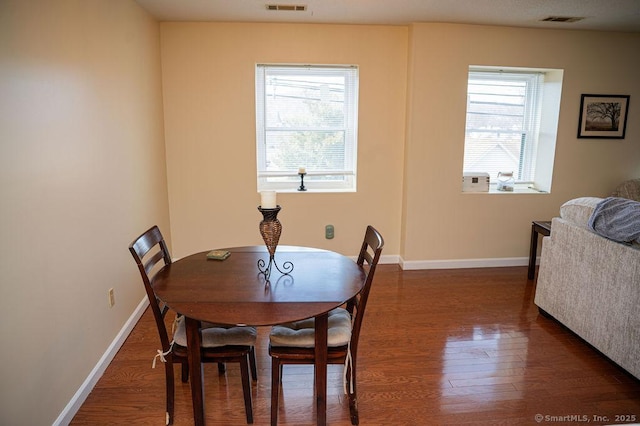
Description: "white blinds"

(255, 65), (359, 180)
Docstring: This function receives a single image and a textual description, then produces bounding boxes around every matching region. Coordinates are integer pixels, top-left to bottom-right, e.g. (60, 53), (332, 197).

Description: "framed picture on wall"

(578, 94), (630, 139)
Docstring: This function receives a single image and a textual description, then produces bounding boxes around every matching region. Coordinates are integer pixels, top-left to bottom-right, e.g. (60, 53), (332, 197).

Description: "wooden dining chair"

(129, 225), (258, 425)
(268, 225), (384, 425)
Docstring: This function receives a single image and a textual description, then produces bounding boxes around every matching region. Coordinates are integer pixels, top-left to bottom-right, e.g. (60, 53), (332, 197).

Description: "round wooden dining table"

(153, 245), (366, 426)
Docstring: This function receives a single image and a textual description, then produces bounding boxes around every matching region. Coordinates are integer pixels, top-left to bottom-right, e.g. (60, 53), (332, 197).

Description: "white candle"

(260, 191), (277, 209)
(298, 167), (306, 174)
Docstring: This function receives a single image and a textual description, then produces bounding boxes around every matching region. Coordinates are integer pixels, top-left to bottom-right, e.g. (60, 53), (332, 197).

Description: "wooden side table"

(528, 221), (551, 280)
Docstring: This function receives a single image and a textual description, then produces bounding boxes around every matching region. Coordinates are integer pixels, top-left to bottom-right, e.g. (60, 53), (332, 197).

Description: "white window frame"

(463, 68), (544, 187)
(463, 65), (564, 194)
(255, 64), (359, 192)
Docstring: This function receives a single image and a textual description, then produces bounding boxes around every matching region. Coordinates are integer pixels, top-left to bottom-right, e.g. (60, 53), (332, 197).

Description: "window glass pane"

(264, 130), (346, 171)
(463, 70), (541, 183)
(256, 64), (358, 191)
(265, 74), (345, 129)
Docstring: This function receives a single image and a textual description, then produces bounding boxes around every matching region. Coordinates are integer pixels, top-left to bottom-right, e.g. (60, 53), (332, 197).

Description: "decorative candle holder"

(257, 205), (293, 282)
(297, 172), (307, 191)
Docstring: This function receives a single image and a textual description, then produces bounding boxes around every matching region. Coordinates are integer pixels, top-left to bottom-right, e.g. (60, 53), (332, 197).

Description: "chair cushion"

(173, 316), (257, 348)
(269, 308), (352, 348)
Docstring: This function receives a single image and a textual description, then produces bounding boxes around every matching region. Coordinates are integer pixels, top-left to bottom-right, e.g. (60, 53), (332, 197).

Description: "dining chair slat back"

(130, 226), (174, 353)
(268, 225), (384, 426)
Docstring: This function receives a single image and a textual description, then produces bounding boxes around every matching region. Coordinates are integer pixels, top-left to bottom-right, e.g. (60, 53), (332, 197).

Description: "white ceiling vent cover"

(266, 4), (307, 11)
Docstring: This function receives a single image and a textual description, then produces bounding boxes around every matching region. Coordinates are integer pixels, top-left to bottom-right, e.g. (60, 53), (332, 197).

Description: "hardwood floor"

(71, 266), (640, 425)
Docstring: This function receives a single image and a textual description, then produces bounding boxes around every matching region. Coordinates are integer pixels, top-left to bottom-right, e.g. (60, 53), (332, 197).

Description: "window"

(255, 64), (359, 192)
(462, 66), (563, 192)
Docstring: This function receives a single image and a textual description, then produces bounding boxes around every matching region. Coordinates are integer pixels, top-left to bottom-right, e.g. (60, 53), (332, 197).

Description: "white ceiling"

(135, 0), (640, 32)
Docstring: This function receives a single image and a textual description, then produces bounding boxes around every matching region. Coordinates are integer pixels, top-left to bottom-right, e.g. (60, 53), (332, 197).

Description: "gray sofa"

(534, 196), (640, 380)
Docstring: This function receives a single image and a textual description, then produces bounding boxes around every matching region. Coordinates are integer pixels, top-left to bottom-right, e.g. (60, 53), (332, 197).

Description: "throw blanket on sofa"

(588, 197), (640, 243)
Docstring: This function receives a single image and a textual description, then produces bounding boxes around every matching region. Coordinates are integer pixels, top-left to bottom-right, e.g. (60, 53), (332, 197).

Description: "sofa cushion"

(611, 178), (640, 201)
(560, 197), (602, 227)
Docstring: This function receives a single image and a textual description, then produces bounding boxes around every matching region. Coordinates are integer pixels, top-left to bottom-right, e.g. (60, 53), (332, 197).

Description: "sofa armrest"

(559, 197), (602, 228)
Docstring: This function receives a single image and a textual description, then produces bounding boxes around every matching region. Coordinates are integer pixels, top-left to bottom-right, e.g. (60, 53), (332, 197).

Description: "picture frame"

(577, 94), (630, 139)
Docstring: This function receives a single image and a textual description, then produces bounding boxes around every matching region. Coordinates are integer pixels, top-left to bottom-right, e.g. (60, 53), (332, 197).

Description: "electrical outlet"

(325, 224), (334, 239)
(108, 288), (115, 308)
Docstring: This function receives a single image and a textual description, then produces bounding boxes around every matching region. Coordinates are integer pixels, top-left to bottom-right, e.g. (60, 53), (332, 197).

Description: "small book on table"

(206, 250), (230, 260)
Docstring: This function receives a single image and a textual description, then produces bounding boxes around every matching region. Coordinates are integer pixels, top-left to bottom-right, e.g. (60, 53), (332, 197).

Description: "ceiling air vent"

(540, 16), (585, 23)
(266, 4), (307, 11)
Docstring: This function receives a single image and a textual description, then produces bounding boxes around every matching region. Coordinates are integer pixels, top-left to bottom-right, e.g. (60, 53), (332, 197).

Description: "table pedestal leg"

(186, 317), (205, 426)
(314, 313), (328, 426)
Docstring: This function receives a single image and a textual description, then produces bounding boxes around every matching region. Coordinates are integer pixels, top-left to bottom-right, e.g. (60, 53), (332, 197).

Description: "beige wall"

(402, 24), (640, 263)
(161, 23), (408, 258)
(0, 1), (169, 424)
(162, 22), (640, 265)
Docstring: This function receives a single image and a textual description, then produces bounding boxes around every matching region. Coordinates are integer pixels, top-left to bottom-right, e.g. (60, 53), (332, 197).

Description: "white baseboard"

(53, 296), (150, 426)
(348, 254), (400, 264)
(351, 253), (529, 270)
(379, 254), (401, 264)
(400, 256), (529, 270)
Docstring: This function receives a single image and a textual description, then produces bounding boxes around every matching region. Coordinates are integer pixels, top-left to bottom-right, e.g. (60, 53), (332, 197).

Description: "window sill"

(463, 185), (548, 194)
(270, 188), (356, 194)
